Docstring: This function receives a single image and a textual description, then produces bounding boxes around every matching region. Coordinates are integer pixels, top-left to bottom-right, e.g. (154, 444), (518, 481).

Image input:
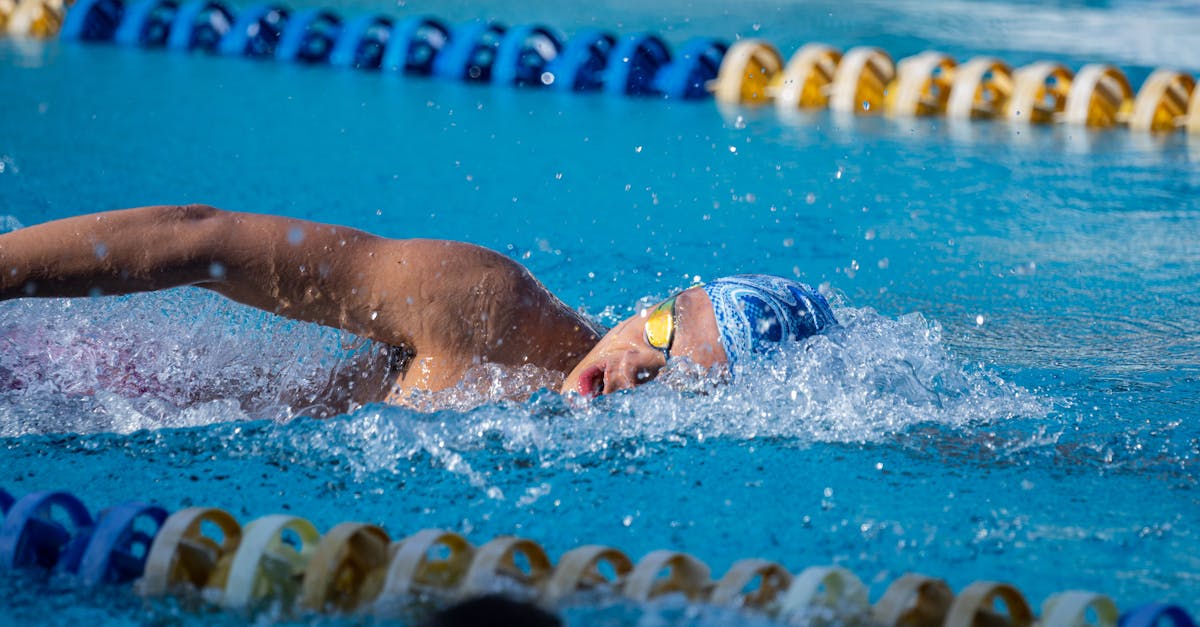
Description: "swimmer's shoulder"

(368, 238), (593, 374)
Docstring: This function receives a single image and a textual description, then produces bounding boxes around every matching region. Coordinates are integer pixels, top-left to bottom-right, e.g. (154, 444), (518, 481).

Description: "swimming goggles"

(643, 296), (678, 357)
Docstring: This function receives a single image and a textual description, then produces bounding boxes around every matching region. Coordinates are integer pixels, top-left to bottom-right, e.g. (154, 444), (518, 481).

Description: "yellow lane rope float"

(136, 506), (242, 597)
(769, 43), (842, 111)
(4, 0), (65, 37)
(946, 57), (1014, 120)
(707, 44), (1199, 136)
(1064, 64), (1133, 128)
(709, 39), (782, 105)
(1007, 61), (1074, 124)
(886, 51), (957, 117)
(828, 46), (895, 115)
(300, 522), (391, 612)
(873, 573), (955, 627)
(541, 545), (633, 604)
(1129, 69), (1195, 132)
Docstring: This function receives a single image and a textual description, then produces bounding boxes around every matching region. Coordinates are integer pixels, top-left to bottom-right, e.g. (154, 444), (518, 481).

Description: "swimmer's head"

(560, 274), (837, 397)
(702, 274), (837, 370)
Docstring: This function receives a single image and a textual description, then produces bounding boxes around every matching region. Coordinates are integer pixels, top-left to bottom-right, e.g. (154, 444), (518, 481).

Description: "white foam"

(283, 304), (1050, 481)
(0, 292), (1048, 471)
(0, 290), (377, 436)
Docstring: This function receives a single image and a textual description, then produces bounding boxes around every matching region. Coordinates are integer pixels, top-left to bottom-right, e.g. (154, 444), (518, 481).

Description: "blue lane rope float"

(113, 0), (173, 47)
(491, 23), (561, 87)
(16, 0), (1197, 120)
(164, 0), (230, 52)
(73, 502), (168, 586)
(0, 487), (1196, 624)
(652, 37), (727, 100)
(1121, 604), (1199, 627)
(603, 32), (671, 96)
(215, 2), (286, 58)
(379, 14), (448, 75)
(543, 28), (616, 92)
(327, 12), (389, 69)
(0, 490), (94, 571)
(273, 7), (338, 64)
(57, 0), (122, 41)
(432, 20), (505, 83)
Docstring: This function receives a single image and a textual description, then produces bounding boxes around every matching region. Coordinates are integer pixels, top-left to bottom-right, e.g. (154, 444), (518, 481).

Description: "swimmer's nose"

(606, 350), (663, 393)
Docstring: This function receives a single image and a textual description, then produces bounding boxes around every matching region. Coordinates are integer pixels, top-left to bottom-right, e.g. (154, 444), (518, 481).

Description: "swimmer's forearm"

(0, 205), (411, 345)
(0, 205), (225, 300)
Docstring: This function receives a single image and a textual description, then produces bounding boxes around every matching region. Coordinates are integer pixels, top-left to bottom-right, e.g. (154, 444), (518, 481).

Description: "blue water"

(1, 0), (1199, 624)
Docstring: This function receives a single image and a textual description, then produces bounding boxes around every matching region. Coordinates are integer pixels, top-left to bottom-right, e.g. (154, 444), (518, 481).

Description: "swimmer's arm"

(0, 205), (459, 350)
(0, 205), (596, 385)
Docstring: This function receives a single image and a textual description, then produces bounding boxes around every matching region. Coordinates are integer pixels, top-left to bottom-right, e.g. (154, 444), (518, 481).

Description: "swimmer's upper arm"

(191, 209), (482, 353)
(0, 204), (562, 384)
(194, 209), (544, 369)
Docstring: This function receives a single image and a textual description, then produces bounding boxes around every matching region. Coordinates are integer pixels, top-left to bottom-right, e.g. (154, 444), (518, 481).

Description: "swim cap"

(702, 274), (837, 370)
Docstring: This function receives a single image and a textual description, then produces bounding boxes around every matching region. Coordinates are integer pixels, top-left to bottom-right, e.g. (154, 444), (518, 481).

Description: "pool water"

(1, 0), (1198, 623)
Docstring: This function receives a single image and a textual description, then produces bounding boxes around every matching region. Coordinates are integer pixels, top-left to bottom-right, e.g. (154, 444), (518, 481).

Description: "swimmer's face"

(560, 286), (727, 397)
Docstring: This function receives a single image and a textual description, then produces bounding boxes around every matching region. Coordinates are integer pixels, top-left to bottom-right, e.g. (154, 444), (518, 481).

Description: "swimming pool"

(1, 0), (1198, 623)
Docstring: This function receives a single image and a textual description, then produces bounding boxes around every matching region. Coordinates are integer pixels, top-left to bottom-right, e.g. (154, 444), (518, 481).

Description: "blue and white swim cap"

(702, 274), (837, 369)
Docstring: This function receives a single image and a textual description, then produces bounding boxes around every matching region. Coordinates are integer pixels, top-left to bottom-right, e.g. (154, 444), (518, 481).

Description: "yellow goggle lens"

(643, 297), (677, 353)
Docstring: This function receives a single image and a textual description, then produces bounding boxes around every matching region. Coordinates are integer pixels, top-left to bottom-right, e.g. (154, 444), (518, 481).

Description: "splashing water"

(0, 289), (1045, 450)
(0, 290), (387, 436)
(268, 304), (1050, 481)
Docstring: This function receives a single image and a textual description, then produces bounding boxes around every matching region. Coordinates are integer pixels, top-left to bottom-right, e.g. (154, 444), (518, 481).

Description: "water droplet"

(287, 227), (305, 245)
(208, 262), (226, 279)
(862, 100), (871, 111)
(975, 314), (986, 326)
(540, 71), (554, 85)
(728, 146), (737, 153)
(370, 311), (379, 320)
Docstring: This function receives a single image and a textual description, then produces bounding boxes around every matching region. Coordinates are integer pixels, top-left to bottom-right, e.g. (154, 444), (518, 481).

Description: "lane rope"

(0, 487), (1195, 623)
(3, 0), (1197, 133)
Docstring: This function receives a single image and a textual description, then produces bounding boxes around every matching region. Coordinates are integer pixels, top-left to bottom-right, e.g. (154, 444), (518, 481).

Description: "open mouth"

(578, 364), (606, 397)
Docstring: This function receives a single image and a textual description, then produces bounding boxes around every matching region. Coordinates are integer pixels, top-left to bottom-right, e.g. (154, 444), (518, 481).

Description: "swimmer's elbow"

(168, 203), (222, 221)
(139, 204), (234, 281)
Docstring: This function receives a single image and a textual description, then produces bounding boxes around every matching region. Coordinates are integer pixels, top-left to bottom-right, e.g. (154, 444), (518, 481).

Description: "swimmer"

(0, 205), (836, 406)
